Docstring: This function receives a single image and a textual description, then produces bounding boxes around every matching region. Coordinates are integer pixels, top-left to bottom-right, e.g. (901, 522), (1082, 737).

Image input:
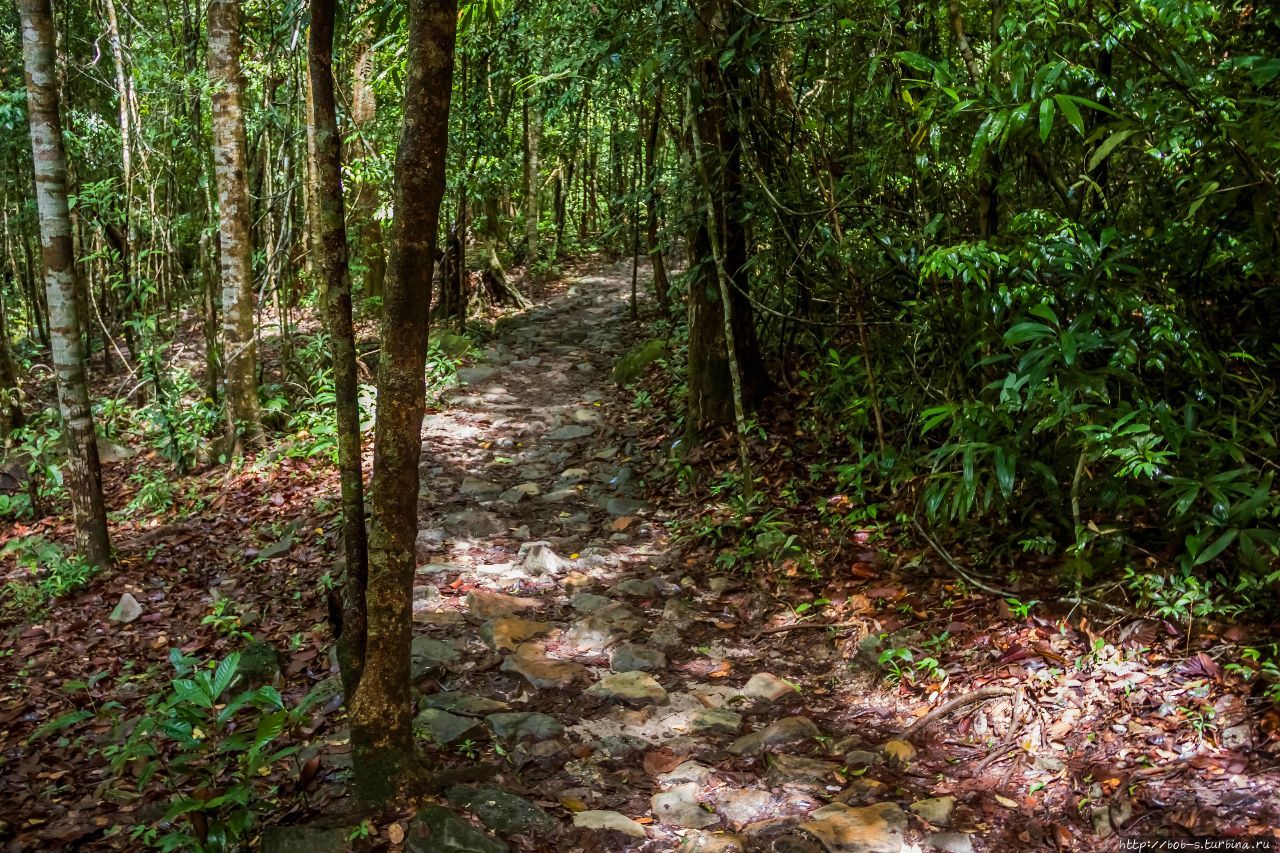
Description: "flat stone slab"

(652, 782), (718, 829)
(800, 802), (905, 853)
(609, 642), (667, 673)
(728, 716), (821, 756)
(545, 424), (595, 441)
(500, 643), (589, 690)
(408, 805), (508, 853)
(742, 672), (798, 701)
(445, 784), (558, 835)
(411, 636), (461, 679)
(485, 711), (564, 743)
(456, 366), (499, 385)
(480, 617), (556, 652)
(572, 810), (647, 838)
(587, 671), (669, 706)
(423, 692), (510, 717)
(416, 708), (483, 745)
(467, 590), (542, 618)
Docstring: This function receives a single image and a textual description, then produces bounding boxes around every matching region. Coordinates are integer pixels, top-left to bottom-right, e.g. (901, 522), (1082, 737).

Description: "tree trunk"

(208, 0), (263, 451)
(523, 97), (541, 265)
(684, 0), (769, 433)
(350, 2), (385, 300)
(351, 0), (457, 803)
(309, 0), (370, 704)
(0, 287), (24, 440)
(644, 87), (671, 316)
(18, 0), (111, 565)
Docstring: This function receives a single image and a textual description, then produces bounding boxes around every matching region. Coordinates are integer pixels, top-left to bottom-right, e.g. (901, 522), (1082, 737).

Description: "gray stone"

(714, 790), (775, 830)
(1222, 723), (1253, 750)
(467, 590), (541, 618)
(767, 753), (843, 788)
(597, 734), (649, 758)
(485, 711), (564, 743)
(606, 497), (649, 516)
(909, 797), (955, 827)
(799, 802), (905, 853)
(408, 805), (507, 853)
(423, 692), (510, 717)
(564, 604), (642, 654)
(545, 424), (594, 441)
(520, 542), (571, 575)
(569, 592), (612, 613)
(456, 366), (499, 386)
(587, 671), (669, 706)
(929, 833), (973, 853)
(656, 762), (715, 787)
(260, 825), (350, 853)
(411, 636), (460, 679)
(417, 708), (483, 745)
(652, 782), (718, 829)
(692, 708), (743, 735)
(614, 577), (659, 597)
(480, 617), (555, 652)
(844, 751), (882, 767)
(609, 643), (667, 673)
(729, 716), (821, 756)
(613, 339), (666, 385)
(443, 510), (505, 538)
(459, 477), (503, 501)
(742, 672), (798, 701)
(110, 592), (143, 624)
(445, 784), (557, 835)
(572, 810), (647, 838)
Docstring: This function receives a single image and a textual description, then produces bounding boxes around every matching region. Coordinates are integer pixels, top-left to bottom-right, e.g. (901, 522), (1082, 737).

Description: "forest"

(0, 0), (1278, 850)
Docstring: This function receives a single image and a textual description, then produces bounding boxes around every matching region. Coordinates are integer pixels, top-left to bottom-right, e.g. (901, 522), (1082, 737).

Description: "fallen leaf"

(387, 823), (405, 844)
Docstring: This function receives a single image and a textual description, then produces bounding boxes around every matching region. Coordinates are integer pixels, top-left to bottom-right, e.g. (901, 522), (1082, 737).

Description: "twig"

(912, 518), (1018, 599)
(906, 686), (1016, 738)
(753, 619), (863, 639)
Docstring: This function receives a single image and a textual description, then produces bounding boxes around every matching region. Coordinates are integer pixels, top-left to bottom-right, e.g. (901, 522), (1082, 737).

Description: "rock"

(909, 797), (955, 827)
(545, 424), (594, 441)
(416, 528), (447, 558)
(714, 790), (775, 830)
(928, 833), (973, 853)
(609, 643), (667, 673)
(573, 409), (600, 424)
(605, 497), (648, 516)
(614, 577), (659, 597)
(1032, 755), (1065, 772)
(569, 592), (612, 613)
(459, 477), (503, 501)
(656, 762), (715, 787)
(587, 671), (669, 706)
(97, 438), (137, 464)
(260, 825), (350, 853)
(485, 711), (564, 743)
(480, 617), (556, 652)
(729, 716), (821, 756)
(498, 488), (530, 505)
(799, 802), (905, 853)
(564, 604), (642, 654)
(411, 637), (461, 679)
(767, 754), (843, 788)
(445, 784), (558, 835)
(742, 672), (798, 702)
(416, 709), (483, 745)
(844, 751), (882, 767)
(456, 366), (499, 386)
(444, 510), (505, 538)
(597, 734), (649, 758)
(408, 805), (507, 853)
(435, 332), (472, 358)
(520, 542), (571, 575)
(691, 708), (743, 735)
(467, 590), (541, 618)
(572, 810), (647, 839)
(110, 592), (143, 624)
(678, 831), (747, 852)
(557, 467), (590, 484)
(500, 643), (589, 689)
(423, 692), (509, 717)
(880, 739), (916, 765)
(652, 782), (718, 829)
(541, 488), (579, 503)
(613, 339), (666, 385)
(1222, 723), (1253, 750)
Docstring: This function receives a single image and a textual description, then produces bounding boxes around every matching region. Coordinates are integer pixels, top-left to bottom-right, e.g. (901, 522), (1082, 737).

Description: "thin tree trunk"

(0, 288), (24, 440)
(523, 97), (541, 266)
(308, 0), (369, 703)
(351, 1), (385, 300)
(208, 0), (263, 451)
(19, 0), (111, 565)
(645, 86), (671, 316)
(350, 0), (457, 803)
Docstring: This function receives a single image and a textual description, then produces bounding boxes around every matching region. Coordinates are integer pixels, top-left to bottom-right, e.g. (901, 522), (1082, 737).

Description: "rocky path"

(369, 261), (958, 853)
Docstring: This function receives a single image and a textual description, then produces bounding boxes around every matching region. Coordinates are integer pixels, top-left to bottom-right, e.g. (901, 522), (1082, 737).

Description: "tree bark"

(350, 0), (457, 803)
(18, 0), (111, 565)
(522, 97), (541, 265)
(350, 1), (385, 300)
(308, 0), (370, 704)
(685, 0), (769, 433)
(0, 287), (24, 440)
(208, 0), (263, 450)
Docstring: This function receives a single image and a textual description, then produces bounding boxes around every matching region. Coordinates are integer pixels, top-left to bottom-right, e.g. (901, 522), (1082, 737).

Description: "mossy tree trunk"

(350, 0), (457, 804)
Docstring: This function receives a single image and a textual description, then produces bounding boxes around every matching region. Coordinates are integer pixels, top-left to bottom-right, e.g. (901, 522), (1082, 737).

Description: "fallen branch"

(755, 619), (863, 637)
(906, 686), (1016, 738)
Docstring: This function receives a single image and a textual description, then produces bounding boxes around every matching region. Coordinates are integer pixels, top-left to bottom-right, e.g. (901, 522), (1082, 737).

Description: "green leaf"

(26, 709), (93, 744)
(1060, 331), (1078, 366)
(1088, 129), (1137, 171)
(254, 710), (287, 748)
(1038, 98), (1055, 142)
(212, 653), (240, 700)
(172, 678), (213, 709)
(1053, 94), (1084, 135)
(1194, 529), (1238, 566)
(1004, 322), (1055, 345)
(994, 448), (1016, 497)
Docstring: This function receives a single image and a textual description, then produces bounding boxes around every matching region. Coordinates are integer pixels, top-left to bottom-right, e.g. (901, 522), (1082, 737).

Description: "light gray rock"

(728, 716), (821, 756)
(692, 708), (743, 735)
(587, 671), (669, 706)
(411, 636), (461, 679)
(408, 805), (507, 853)
(929, 833), (973, 853)
(800, 802), (905, 853)
(110, 592), (143, 624)
(416, 708), (483, 745)
(545, 424), (595, 441)
(443, 510), (505, 538)
(456, 366), (499, 386)
(445, 784), (558, 835)
(609, 643), (667, 673)
(742, 672), (798, 701)
(605, 497), (648, 516)
(652, 782), (718, 829)
(572, 810), (646, 838)
(423, 692), (510, 717)
(520, 542), (571, 575)
(485, 711), (564, 743)
(459, 477), (503, 501)
(909, 797), (955, 827)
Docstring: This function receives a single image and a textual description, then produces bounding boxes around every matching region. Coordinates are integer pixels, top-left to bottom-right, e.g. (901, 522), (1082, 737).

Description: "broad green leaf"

(1038, 98), (1055, 142)
(212, 653), (240, 700)
(1194, 529), (1238, 566)
(1004, 322), (1055, 345)
(1053, 94), (1084, 135)
(1088, 129), (1137, 171)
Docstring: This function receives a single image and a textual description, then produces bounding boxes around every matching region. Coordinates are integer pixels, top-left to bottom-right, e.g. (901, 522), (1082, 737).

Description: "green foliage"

(106, 650), (316, 853)
(0, 536), (98, 620)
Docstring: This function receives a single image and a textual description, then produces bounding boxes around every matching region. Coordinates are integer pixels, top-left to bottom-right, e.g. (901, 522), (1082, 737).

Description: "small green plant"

(877, 646), (945, 687)
(124, 470), (176, 516)
(0, 536), (98, 619)
(107, 650), (315, 852)
(202, 599), (252, 640)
